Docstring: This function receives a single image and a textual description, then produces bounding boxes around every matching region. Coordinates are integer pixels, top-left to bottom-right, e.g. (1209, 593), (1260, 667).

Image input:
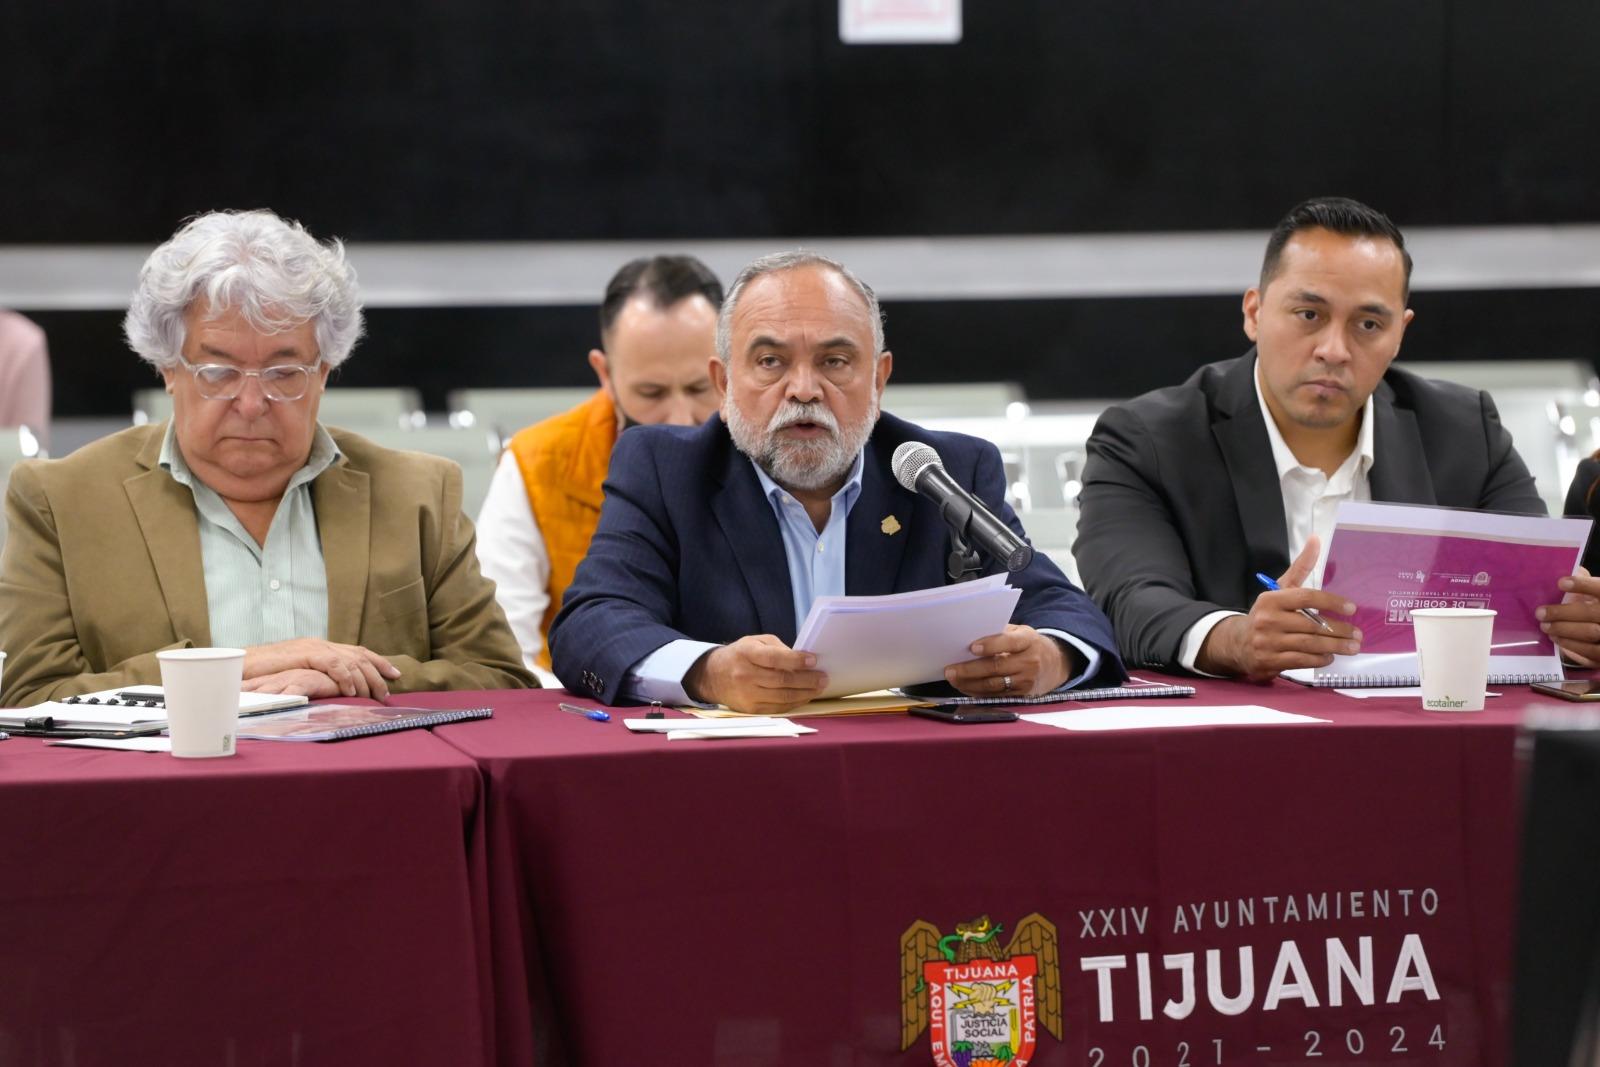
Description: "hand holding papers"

(794, 575), (1022, 699)
(1286, 502), (1590, 687)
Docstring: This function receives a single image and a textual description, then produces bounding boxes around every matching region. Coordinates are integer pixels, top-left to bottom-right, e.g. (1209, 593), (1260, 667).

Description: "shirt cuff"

(624, 639), (722, 706)
(1177, 610), (1247, 677)
(1037, 628), (1101, 691)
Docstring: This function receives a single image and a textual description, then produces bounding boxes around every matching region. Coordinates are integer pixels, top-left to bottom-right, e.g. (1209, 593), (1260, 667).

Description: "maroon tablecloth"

(421, 679), (1534, 1067)
(0, 729), (493, 1066)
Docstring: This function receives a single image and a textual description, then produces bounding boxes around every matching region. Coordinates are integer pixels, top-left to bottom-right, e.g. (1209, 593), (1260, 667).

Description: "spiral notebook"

(236, 704), (492, 742)
(901, 677), (1196, 706)
(1283, 502), (1587, 688)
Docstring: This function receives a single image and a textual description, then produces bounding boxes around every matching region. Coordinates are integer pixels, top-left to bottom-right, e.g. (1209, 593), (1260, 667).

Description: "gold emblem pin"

(881, 515), (902, 535)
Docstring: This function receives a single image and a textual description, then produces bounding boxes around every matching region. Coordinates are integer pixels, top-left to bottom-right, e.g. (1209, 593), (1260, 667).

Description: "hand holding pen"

(1195, 536), (1363, 682)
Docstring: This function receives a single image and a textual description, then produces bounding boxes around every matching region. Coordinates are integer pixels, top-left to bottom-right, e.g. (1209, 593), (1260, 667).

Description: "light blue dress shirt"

(160, 422), (338, 648)
(623, 450), (1100, 705)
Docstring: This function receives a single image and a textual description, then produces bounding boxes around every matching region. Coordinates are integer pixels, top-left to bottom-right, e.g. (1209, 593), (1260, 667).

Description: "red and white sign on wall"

(840, 0), (962, 44)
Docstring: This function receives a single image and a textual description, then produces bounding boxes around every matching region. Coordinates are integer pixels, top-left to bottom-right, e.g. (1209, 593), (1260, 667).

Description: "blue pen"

(1254, 572), (1334, 632)
(557, 702), (611, 723)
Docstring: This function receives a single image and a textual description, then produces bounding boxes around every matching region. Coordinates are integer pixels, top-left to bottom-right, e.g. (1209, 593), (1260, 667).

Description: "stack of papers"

(794, 574), (1022, 698)
(624, 717), (816, 740)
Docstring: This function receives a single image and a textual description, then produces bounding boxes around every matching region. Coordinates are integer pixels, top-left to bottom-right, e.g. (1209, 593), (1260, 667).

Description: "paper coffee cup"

(1411, 608), (1496, 712)
(157, 647), (245, 757)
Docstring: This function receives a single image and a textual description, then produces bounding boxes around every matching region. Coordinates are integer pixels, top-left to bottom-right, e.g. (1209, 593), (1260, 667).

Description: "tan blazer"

(0, 423), (534, 705)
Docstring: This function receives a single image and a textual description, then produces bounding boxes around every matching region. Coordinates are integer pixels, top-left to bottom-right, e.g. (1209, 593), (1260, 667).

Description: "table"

(0, 729), (493, 1067)
(421, 679), (1531, 1067)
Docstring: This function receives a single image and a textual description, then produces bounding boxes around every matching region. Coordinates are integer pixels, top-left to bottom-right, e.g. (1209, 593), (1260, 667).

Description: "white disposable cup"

(157, 647), (245, 757)
(1411, 608), (1496, 712)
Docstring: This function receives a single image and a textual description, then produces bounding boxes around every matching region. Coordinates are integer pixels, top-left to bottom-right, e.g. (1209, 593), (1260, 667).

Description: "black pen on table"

(557, 702), (611, 723)
(1254, 572), (1334, 632)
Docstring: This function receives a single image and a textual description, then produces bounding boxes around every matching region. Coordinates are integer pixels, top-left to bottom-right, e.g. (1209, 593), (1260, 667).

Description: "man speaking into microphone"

(550, 251), (1123, 714)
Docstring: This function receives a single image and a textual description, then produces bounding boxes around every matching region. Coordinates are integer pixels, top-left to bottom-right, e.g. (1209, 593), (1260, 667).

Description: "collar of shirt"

(157, 421), (340, 646)
(1252, 357), (1374, 495)
(749, 449), (866, 631)
(159, 421), (342, 498)
(1252, 358), (1375, 589)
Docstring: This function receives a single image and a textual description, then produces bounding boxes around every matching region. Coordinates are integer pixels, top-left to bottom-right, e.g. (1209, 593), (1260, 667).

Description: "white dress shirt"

(475, 451), (560, 687)
(1177, 359), (1374, 673)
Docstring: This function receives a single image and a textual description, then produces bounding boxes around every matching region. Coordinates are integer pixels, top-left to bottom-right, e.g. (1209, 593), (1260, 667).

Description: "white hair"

(715, 249), (885, 365)
(123, 209), (364, 370)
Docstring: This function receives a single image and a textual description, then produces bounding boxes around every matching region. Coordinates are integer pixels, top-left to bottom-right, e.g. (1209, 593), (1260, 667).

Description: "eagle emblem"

(900, 912), (1062, 1066)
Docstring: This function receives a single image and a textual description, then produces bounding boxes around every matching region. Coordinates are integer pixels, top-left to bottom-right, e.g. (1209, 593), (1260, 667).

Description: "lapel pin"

(881, 515), (902, 535)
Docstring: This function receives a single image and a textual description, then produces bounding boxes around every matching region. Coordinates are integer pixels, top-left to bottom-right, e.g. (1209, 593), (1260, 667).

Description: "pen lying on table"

(557, 702), (611, 723)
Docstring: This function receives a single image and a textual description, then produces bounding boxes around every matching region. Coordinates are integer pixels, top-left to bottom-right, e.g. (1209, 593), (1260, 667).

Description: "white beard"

(724, 390), (879, 492)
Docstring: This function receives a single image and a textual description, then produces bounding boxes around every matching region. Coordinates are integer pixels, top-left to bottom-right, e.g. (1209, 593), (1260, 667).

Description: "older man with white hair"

(549, 250), (1122, 714)
(0, 209), (531, 706)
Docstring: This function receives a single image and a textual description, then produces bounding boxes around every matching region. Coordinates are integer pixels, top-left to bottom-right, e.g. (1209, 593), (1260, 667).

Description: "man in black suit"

(1075, 197), (1546, 680)
(550, 250), (1123, 713)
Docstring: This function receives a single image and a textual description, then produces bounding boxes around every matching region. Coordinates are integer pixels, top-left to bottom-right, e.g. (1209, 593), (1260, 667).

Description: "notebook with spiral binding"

(1283, 502), (1588, 688)
(236, 704), (492, 742)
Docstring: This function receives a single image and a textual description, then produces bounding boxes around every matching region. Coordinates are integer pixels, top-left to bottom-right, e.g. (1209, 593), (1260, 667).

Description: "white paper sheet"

(45, 737), (172, 752)
(1021, 705), (1330, 732)
(794, 575), (1022, 698)
(625, 717), (795, 732)
(665, 724), (816, 740)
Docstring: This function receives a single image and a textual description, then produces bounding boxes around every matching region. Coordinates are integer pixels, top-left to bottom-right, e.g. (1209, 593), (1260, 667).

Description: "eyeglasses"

(176, 355), (322, 402)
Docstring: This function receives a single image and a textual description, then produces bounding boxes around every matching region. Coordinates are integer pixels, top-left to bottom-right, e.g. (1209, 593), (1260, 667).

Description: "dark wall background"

(5, 0), (1598, 414)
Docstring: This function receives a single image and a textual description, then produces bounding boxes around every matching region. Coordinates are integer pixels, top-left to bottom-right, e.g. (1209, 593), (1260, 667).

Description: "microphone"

(892, 441), (1034, 572)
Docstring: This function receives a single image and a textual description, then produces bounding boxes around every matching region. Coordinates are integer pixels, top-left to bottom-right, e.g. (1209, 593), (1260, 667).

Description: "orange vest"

(507, 390), (618, 669)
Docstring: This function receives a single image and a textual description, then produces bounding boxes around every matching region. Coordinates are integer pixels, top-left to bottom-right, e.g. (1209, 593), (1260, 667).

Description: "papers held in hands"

(1283, 502), (1590, 687)
(0, 685), (308, 738)
(793, 574), (1022, 699)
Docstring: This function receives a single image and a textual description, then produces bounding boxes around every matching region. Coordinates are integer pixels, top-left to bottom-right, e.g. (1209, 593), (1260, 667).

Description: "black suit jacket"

(1075, 351), (1546, 672)
(1564, 458), (1600, 575)
(550, 411), (1125, 704)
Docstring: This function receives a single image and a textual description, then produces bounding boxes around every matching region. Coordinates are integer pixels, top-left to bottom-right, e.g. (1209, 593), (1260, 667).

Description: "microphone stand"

(937, 493), (986, 584)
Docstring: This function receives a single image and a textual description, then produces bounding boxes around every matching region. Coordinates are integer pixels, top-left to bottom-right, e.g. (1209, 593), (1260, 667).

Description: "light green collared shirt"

(159, 422), (339, 648)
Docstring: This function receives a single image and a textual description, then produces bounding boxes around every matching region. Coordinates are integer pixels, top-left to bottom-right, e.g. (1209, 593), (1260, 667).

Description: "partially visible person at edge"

(1553, 455), (1600, 666)
(0, 308), (51, 449)
(474, 256), (723, 683)
(0, 209), (532, 706)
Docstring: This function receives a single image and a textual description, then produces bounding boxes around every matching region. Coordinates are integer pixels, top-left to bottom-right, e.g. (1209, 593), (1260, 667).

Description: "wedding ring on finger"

(1002, 675), (1013, 691)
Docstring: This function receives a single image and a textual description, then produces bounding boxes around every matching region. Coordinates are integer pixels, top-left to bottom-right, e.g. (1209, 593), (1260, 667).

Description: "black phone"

(1531, 680), (1600, 702)
(910, 706), (1020, 725)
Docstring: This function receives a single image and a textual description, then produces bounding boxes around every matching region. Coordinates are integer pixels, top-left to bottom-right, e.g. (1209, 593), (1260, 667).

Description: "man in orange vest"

(475, 256), (724, 678)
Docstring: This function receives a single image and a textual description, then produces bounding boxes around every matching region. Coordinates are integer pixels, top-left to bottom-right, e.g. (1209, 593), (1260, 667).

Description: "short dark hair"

(1259, 197), (1413, 300)
(598, 255), (724, 341)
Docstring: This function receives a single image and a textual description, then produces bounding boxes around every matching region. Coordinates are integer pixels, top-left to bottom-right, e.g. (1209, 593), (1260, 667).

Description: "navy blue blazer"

(549, 411), (1124, 704)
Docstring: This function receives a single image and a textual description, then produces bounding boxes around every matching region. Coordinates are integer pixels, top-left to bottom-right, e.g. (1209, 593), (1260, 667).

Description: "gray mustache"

(768, 401), (840, 435)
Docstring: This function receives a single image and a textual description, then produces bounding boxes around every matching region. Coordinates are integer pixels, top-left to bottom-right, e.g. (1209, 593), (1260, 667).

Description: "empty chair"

(1416, 359), (1597, 395)
(133, 386), (426, 429)
(353, 425), (502, 519)
(446, 388), (598, 446)
(882, 381), (1026, 421)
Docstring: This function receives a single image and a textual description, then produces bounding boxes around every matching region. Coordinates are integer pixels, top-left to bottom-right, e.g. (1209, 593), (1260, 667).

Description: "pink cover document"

(1293, 502), (1591, 685)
